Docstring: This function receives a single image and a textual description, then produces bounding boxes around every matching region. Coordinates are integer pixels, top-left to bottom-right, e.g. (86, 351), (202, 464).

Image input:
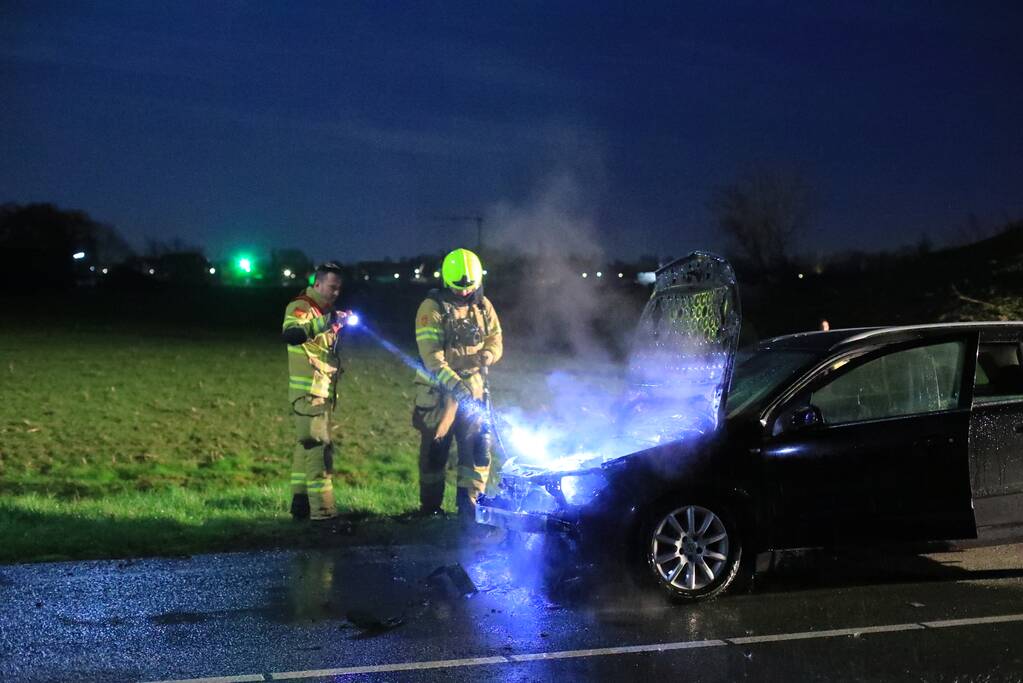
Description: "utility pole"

(432, 214), (484, 251)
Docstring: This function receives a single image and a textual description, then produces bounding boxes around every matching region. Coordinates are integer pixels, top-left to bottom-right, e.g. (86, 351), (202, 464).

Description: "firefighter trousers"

(417, 407), (489, 516)
(290, 394), (337, 520)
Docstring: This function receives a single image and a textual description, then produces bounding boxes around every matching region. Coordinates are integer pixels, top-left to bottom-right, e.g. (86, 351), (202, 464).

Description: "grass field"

(0, 318), (599, 563)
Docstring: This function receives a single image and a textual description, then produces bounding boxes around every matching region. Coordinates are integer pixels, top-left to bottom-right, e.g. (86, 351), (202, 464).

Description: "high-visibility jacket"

(414, 290), (502, 401)
(282, 287), (339, 399)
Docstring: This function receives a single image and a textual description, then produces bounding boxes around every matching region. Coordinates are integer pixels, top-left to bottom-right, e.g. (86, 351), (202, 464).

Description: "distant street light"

(283, 268), (292, 277)
(393, 273), (400, 279)
(582, 272), (588, 278)
(209, 267), (216, 275)
(618, 272), (624, 278)
(596, 271), (603, 278)
(433, 271), (440, 278)
(148, 268), (155, 275)
(72, 251), (86, 260)
(238, 258), (252, 273)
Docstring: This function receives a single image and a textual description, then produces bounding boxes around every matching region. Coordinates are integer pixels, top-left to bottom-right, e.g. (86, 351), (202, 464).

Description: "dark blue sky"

(2, 1), (1022, 262)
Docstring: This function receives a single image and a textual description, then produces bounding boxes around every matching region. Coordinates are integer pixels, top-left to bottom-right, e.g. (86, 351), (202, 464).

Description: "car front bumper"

(475, 473), (580, 535)
(475, 495), (575, 533)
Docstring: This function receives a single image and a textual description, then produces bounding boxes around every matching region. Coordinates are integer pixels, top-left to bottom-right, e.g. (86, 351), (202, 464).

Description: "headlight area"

(479, 475), (574, 533)
(555, 471), (609, 507)
(478, 469), (611, 534)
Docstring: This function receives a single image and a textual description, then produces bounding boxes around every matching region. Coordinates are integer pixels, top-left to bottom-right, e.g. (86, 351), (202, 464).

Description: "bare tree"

(709, 167), (815, 271)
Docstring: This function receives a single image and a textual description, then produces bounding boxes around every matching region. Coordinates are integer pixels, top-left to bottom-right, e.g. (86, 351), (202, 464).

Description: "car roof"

(758, 322), (1023, 354)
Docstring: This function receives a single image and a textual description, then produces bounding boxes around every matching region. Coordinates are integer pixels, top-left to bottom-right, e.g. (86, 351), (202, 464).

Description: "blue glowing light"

(560, 472), (608, 506)
(359, 325), (421, 373)
(346, 312), (361, 327)
(508, 424), (552, 462)
(354, 323), (489, 422)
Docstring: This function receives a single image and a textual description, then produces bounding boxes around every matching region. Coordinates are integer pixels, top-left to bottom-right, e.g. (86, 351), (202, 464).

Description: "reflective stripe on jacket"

(283, 287), (338, 398)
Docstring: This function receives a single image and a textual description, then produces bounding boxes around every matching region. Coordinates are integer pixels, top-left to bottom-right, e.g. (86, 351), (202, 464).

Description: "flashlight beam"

(355, 323), (498, 429)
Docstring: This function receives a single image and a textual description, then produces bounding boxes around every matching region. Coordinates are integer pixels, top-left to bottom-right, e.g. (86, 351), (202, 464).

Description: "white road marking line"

(143, 675), (265, 683)
(141, 611), (1023, 683)
(269, 657), (509, 679)
(728, 622), (923, 645)
(266, 640), (729, 679)
(922, 613), (1023, 629)
(507, 639), (727, 662)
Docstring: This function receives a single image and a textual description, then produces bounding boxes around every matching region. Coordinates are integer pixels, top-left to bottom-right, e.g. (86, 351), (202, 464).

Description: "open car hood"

(619, 251), (742, 444)
(499, 252), (741, 476)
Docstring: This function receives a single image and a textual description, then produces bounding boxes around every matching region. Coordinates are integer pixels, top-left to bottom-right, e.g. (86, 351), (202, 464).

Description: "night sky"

(2, 1), (1022, 263)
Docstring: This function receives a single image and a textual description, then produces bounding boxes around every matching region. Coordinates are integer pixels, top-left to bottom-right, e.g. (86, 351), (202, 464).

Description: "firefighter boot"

(290, 493), (311, 520)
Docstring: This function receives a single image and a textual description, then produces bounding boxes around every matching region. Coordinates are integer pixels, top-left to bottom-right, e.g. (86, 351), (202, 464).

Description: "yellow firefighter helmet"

(441, 248), (484, 292)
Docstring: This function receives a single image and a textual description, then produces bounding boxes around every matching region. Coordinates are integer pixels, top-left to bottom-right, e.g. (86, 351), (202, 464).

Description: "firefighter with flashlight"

(282, 261), (354, 521)
(413, 248), (503, 523)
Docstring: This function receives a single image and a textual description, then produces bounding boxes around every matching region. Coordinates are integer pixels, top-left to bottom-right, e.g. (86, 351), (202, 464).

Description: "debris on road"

(427, 563), (477, 598)
(344, 609), (405, 634)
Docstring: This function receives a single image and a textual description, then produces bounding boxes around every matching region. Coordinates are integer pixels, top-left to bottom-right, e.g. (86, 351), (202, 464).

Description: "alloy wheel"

(649, 504), (730, 592)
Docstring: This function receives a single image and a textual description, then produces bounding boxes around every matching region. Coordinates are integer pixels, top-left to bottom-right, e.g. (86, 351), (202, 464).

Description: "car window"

(974, 342), (1023, 404)
(810, 341), (965, 425)
(726, 349), (816, 417)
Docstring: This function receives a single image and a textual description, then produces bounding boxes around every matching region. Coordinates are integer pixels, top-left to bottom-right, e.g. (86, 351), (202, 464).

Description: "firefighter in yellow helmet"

(413, 248), (503, 521)
(281, 261), (354, 521)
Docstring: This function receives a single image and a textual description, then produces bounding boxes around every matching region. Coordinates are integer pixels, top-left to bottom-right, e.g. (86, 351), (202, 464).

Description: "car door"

(969, 329), (1023, 539)
(761, 335), (976, 549)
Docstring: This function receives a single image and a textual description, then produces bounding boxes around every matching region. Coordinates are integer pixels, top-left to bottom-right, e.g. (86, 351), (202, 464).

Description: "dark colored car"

(477, 253), (1023, 601)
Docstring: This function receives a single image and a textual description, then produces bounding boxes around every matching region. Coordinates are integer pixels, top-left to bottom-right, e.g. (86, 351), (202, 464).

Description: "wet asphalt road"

(1, 527), (1022, 683)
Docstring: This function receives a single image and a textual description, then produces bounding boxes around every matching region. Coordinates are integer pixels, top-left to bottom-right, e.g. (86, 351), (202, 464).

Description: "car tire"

(641, 500), (743, 602)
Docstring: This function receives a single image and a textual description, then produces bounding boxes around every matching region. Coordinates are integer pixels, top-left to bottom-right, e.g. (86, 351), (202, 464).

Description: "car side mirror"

(789, 405), (823, 430)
